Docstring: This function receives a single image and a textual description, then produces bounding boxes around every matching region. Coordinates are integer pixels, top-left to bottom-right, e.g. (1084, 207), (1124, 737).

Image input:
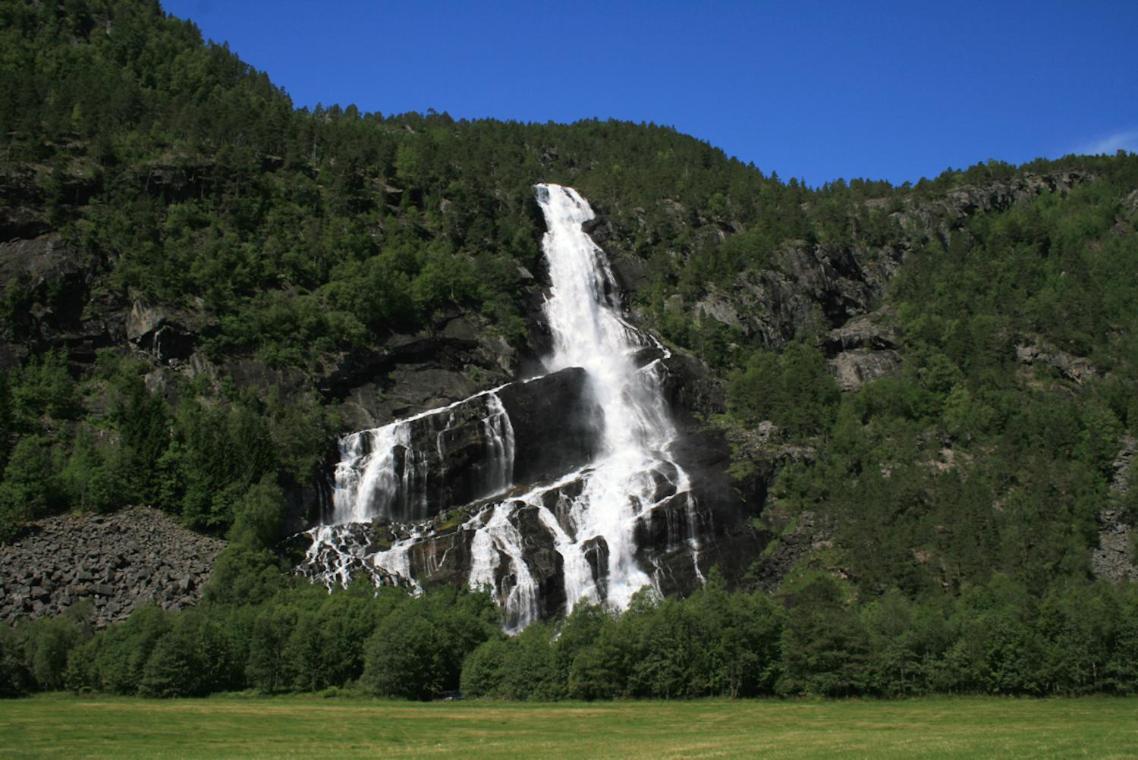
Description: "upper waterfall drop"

(533, 182), (691, 610)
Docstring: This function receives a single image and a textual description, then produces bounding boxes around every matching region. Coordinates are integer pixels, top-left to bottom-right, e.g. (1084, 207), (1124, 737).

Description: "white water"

(330, 389), (515, 524)
(467, 503), (540, 632)
(529, 183), (688, 609)
(304, 183), (700, 629)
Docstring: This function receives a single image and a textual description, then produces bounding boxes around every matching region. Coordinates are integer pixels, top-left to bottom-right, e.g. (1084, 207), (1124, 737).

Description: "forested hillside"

(2, 0), (1138, 699)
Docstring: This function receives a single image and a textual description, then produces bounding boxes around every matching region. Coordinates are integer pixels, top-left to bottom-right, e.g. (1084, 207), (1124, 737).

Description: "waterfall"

(528, 183), (688, 608)
(302, 183), (702, 629)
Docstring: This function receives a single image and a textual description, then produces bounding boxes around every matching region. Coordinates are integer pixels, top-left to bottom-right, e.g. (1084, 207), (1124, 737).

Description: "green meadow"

(1, 695), (1135, 758)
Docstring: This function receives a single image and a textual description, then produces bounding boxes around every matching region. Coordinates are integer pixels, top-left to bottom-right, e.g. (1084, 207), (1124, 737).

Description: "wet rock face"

(303, 483), (739, 624)
(0, 507), (225, 626)
(497, 368), (603, 487)
(398, 397), (513, 523)
(509, 504), (567, 619)
(304, 356), (761, 625)
(330, 367), (603, 525)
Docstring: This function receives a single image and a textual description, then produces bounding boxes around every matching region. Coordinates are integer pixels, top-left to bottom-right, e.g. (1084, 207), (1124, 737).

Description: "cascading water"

(330, 389), (516, 524)
(302, 183), (703, 631)
(526, 183), (691, 609)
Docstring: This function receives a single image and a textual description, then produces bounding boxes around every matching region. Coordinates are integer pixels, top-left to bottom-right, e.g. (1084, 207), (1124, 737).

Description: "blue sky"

(164, 0), (1138, 186)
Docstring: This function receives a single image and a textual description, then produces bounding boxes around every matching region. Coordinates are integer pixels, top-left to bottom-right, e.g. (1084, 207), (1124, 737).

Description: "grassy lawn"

(1, 694), (1136, 758)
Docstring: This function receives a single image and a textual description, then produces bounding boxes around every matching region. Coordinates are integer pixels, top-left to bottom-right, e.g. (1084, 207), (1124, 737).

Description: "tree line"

(4, 558), (1138, 700)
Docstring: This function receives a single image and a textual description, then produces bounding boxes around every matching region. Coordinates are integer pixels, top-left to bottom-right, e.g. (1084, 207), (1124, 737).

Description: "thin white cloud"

(1073, 129), (1138, 155)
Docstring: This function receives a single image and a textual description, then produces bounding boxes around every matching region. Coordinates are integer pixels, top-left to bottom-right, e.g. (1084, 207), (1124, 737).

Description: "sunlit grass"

(1, 694), (1135, 758)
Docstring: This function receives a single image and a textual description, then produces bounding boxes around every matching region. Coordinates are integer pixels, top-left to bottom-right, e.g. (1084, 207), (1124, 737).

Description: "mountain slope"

(1, 0), (1137, 638)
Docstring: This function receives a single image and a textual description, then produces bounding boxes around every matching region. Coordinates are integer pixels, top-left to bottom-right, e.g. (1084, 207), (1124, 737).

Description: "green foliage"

(19, 611), (92, 692)
(245, 602), (297, 693)
(60, 428), (122, 513)
(459, 636), (510, 698)
(728, 343), (839, 435)
(462, 581), (785, 701)
(0, 435), (64, 539)
(201, 545), (286, 607)
(160, 398), (275, 531)
(13, 564), (1138, 701)
(8, 352), (79, 425)
(66, 605), (171, 694)
(0, 623), (32, 697)
(460, 623), (564, 701)
(361, 590), (498, 700)
(282, 585), (397, 692)
(110, 370), (171, 505)
(778, 572), (869, 696)
(227, 475), (286, 550)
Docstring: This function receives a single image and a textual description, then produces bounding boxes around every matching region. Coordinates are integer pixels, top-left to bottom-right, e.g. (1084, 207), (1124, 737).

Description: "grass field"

(1, 694), (1136, 758)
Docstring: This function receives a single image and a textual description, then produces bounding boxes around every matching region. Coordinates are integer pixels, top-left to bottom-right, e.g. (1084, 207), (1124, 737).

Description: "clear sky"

(163, 0), (1138, 187)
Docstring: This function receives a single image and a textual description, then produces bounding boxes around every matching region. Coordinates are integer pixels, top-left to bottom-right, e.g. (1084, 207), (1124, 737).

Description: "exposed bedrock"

(329, 367), (603, 525)
(497, 368), (603, 488)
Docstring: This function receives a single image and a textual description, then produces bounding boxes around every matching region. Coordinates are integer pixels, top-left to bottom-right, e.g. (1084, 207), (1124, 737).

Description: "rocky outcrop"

(829, 349), (902, 391)
(0, 166), (50, 242)
(0, 159), (115, 367)
(1092, 508), (1137, 584)
(688, 242), (893, 350)
(823, 309), (903, 391)
(824, 308), (901, 352)
(0, 507), (225, 626)
(1092, 436), (1137, 583)
(320, 306), (553, 433)
(894, 172), (1089, 240)
(747, 509), (833, 590)
(125, 302), (197, 364)
(661, 172), (1091, 355)
(1015, 337), (1097, 385)
(0, 234), (121, 366)
(0, 160), (100, 243)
